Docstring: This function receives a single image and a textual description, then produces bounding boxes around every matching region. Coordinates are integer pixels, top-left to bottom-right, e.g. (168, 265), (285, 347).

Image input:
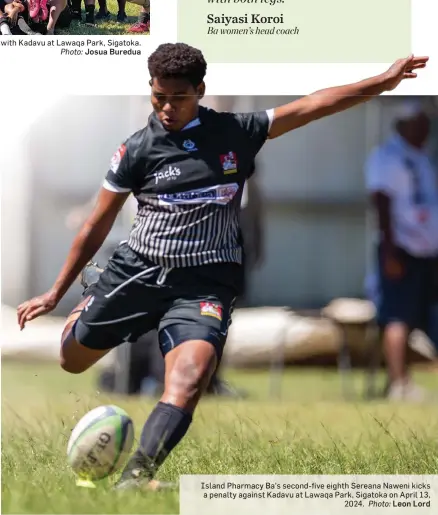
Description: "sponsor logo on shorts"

(220, 151), (238, 175)
(154, 165), (182, 184)
(200, 302), (223, 321)
(158, 183), (239, 206)
(110, 144), (127, 173)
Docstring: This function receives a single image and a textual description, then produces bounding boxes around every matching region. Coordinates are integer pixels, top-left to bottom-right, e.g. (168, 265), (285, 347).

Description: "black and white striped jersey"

(104, 106), (273, 268)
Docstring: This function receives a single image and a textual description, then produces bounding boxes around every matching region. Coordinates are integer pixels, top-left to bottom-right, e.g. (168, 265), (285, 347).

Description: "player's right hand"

(382, 246), (405, 280)
(17, 291), (58, 330)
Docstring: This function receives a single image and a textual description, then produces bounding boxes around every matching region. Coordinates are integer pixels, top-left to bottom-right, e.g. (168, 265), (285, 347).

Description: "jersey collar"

(181, 117), (201, 131)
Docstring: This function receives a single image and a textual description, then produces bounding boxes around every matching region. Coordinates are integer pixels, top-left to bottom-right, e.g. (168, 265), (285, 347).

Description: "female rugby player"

(18, 43), (428, 489)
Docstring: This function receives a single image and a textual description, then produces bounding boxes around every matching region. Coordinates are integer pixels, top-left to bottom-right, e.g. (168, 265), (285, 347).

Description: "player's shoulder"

(123, 121), (155, 160)
(200, 105), (242, 129)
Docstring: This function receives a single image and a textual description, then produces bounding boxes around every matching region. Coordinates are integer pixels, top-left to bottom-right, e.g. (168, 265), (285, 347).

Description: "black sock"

(133, 402), (192, 478)
(85, 4), (95, 22)
(71, 0), (81, 12)
(139, 11), (150, 24)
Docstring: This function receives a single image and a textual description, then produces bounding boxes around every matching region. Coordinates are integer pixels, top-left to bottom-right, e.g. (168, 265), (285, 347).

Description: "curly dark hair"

(148, 43), (207, 88)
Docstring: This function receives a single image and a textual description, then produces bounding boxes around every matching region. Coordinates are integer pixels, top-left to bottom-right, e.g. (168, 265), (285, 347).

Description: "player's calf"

(114, 339), (217, 489)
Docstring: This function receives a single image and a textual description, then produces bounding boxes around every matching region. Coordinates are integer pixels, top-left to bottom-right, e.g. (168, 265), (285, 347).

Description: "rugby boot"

(95, 9), (111, 20)
(79, 260), (103, 296)
(113, 450), (175, 491)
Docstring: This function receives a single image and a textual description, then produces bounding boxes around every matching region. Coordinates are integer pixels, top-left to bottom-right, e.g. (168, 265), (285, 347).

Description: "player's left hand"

(383, 55), (429, 91)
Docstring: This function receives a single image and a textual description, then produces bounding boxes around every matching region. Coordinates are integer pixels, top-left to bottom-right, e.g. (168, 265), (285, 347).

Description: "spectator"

(44, 0), (68, 33)
(365, 99), (438, 401)
(0, 0), (40, 33)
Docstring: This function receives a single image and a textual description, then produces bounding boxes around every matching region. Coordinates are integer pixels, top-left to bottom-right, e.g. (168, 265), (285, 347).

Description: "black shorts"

(73, 243), (243, 360)
(376, 245), (438, 332)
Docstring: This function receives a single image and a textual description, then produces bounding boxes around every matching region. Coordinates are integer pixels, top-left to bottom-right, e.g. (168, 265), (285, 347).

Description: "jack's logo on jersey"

(158, 183), (239, 206)
(200, 302), (222, 321)
(220, 151), (238, 175)
(154, 165), (182, 184)
(183, 139), (198, 152)
(110, 144), (127, 173)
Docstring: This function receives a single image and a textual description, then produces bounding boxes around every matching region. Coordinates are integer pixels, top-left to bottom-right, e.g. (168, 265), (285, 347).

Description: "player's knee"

(168, 358), (214, 403)
(171, 363), (203, 399)
(59, 358), (87, 374)
(59, 324), (89, 374)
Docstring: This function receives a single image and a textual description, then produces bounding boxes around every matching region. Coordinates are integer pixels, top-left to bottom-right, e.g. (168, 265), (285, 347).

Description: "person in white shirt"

(365, 99), (438, 401)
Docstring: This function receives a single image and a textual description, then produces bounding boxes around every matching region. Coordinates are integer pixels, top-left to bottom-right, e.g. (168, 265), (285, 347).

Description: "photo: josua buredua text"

(1, 38), (142, 56)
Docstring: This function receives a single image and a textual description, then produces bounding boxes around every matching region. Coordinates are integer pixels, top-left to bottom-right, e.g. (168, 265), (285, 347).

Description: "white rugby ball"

(67, 405), (134, 481)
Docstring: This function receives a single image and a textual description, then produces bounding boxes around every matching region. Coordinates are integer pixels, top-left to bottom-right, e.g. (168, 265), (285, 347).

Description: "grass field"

(57, 1), (148, 35)
(2, 360), (438, 514)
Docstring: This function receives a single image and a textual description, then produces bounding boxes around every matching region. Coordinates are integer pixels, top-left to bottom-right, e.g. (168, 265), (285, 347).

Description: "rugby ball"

(67, 405), (134, 481)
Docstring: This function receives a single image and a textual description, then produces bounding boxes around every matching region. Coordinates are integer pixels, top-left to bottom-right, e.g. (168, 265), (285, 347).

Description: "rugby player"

(17, 43), (428, 489)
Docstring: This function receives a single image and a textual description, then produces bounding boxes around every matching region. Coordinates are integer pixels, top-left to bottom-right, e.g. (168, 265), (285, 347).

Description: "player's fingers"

(17, 302), (29, 314)
(18, 307), (31, 330)
(411, 56), (429, 64)
(399, 54), (414, 66)
(24, 305), (48, 322)
(404, 73), (417, 79)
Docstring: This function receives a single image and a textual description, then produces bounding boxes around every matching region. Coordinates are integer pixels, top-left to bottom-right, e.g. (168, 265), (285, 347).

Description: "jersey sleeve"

(103, 141), (135, 193)
(232, 109), (274, 156)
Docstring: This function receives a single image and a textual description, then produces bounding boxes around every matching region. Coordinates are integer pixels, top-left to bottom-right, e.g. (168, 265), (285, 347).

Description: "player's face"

(150, 77), (204, 131)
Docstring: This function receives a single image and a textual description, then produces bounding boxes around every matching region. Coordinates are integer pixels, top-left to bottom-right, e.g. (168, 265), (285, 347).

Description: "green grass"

(57, 1), (148, 35)
(2, 361), (438, 513)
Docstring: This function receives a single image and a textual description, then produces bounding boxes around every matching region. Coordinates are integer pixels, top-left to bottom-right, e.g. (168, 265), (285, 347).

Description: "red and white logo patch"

(110, 144), (127, 173)
(200, 302), (223, 321)
(220, 151), (238, 175)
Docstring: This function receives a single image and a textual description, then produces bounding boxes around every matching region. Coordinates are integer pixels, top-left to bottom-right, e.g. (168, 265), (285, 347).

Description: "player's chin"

(161, 118), (183, 131)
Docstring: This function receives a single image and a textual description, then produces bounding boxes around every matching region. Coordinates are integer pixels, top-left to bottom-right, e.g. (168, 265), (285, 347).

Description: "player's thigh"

(159, 294), (236, 362)
(158, 294), (236, 400)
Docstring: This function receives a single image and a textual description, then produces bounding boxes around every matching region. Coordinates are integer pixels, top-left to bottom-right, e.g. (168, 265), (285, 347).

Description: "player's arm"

(4, 1), (24, 24)
(17, 142), (135, 329)
(268, 55), (428, 139)
(366, 153), (404, 279)
(50, 188), (129, 302)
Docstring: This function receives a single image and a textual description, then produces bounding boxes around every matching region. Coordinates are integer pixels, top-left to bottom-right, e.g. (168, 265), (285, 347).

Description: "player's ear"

(197, 82), (205, 100)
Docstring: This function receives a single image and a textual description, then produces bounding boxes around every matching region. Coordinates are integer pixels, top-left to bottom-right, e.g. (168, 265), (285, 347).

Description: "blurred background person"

(365, 99), (438, 401)
(0, 0), (41, 33)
